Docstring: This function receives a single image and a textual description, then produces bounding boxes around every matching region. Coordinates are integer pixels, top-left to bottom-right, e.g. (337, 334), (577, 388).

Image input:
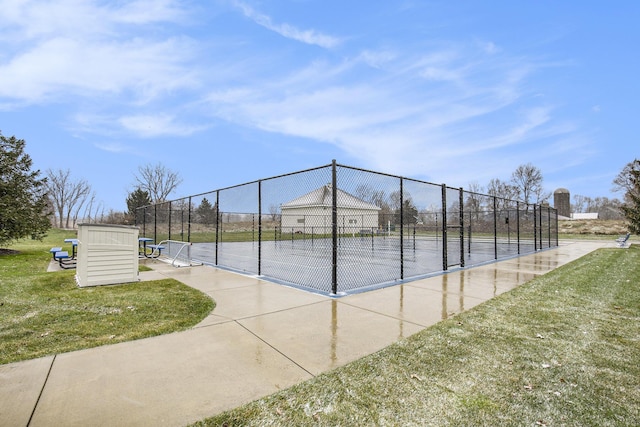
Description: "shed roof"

(281, 184), (381, 211)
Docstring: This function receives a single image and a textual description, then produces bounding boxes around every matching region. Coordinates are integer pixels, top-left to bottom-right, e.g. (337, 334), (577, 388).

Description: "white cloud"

(118, 114), (208, 138)
(477, 40), (500, 54)
(93, 141), (132, 153)
(0, 0), (592, 189)
(0, 36), (198, 103)
(233, 1), (341, 48)
(203, 43), (585, 184)
(0, 0), (186, 40)
(0, 0), (197, 104)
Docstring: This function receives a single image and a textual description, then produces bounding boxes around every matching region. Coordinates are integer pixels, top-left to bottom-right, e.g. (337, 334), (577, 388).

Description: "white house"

(280, 184), (380, 234)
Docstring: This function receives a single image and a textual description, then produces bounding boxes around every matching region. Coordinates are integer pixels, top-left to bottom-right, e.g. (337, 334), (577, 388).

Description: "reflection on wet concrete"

(238, 300), (424, 375)
(341, 243), (600, 334)
(331, 299), (337, 367)
(155, 243), (610, 365)
(152, 241), (610, 383)
(8, 241), (611, 427)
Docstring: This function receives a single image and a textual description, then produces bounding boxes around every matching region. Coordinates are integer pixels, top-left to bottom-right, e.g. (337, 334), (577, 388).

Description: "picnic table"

(64, 238), (79, 258)
(139, 237), (164, 258)
(139, 237), (153, 256)
(49, 239), (78, 269)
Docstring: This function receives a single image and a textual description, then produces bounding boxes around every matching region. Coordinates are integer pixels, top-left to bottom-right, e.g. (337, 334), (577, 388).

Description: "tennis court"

(138, 161), (558, 296)
(171, 234), (540, 295)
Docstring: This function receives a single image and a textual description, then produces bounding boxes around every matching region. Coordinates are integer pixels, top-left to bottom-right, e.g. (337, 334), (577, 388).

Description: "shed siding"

(76, 224), (139, 287)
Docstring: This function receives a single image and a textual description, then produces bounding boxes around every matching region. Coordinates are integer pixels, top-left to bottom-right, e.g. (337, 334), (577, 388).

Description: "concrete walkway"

(1, 240), (612, 426)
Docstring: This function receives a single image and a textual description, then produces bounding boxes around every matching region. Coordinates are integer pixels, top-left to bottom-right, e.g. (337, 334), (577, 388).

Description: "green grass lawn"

(193, 246), (640, 426)
(0, 229), (214, 365)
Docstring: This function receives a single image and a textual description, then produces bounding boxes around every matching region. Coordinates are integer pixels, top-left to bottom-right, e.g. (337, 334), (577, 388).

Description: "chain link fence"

(136, 161), (558, 295)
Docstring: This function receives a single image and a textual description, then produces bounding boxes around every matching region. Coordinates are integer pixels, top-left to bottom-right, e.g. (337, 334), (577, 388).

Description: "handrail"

(154, 240), (201, 267)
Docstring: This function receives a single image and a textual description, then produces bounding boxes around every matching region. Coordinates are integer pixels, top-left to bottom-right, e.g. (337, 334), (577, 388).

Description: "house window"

(297, 218), (305, 224)
(349, 219), (357, 224)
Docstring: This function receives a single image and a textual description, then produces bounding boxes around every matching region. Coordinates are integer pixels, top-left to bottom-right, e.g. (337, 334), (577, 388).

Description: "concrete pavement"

(0, 240), (611, 426)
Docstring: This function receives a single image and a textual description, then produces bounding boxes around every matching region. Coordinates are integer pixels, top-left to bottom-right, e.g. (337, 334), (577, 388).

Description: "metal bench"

(616, 232), (631, 248)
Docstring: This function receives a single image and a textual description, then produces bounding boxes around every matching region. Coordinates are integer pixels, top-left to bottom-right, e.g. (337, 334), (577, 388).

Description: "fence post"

(555, 208), (559, 247)
(400, 177), (404, 280)
(493, 196), (498, 260)
(516, 201), (520, 254)
(459, 188), (465, 267)
(215, 190), (220, 265)
(168, 201), (172, 241)
(539, 204), (544, 249)
(441, 184), (448, 271)
(187, 197), (192, 242)
(331, 160), (338, 295)
(533, 204), (538, 251)
(258, 181), (262, 276)
(153, 204), (157, 243)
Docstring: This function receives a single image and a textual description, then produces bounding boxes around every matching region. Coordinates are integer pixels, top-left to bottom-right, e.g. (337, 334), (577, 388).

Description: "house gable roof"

(281, 184), (381, 211)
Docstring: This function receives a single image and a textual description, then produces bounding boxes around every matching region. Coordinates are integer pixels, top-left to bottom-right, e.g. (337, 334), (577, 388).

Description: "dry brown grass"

(558, 219), (628, 236)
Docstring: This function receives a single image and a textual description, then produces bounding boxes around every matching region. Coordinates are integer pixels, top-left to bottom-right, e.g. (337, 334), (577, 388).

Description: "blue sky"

(1, 0), (638, 212)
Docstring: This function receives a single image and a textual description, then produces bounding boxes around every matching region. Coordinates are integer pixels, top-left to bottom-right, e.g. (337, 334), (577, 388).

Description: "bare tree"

(572, 194), (589, 213)
(355, 184), (388, 208)
(486, 178), (518, 201)
(355, 184), (392, 224)
(510, 163), (550, 205)
(486, 178), (520, 217)
(612, 159), (640, 202)
(570, 194), (623, 219)
(133, 162), (182, 203)
(466, 181), (484, 220)
(268, 204), (279, 221)
(46, 169), (92, 228)
(81, 193), (106, 224)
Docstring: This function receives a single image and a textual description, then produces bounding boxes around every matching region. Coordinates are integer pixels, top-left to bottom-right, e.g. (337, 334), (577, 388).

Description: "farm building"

(280, 184), (380, 234)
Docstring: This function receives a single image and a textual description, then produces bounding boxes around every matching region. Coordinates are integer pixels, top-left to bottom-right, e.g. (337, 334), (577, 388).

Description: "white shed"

(280, 184), (380, 234)
(75, 223), (139, 287)
(570, 213), (599, 220)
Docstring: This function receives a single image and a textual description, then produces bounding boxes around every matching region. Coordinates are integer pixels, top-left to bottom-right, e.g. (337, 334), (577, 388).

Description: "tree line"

(1, 130), (640, 247)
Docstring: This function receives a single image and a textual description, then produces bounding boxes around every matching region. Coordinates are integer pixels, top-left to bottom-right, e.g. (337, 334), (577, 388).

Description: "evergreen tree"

(620, 159), (640, 234)
(195, 197), (218, 225)
(126, 188), (152, 223)
(394, 198), (419, 225)
(0, 133), (51, 246)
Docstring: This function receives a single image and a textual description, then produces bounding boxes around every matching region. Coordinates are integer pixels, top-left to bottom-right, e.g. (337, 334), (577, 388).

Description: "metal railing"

(136, 160), (558, 295)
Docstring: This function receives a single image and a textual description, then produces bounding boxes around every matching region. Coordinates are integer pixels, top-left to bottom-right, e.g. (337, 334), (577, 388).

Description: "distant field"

(558, 219), (628, 238)
(144, 219), (630, 243)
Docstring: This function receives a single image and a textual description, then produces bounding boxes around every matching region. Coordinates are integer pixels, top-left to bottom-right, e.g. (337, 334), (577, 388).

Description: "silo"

(554, 188), (571, 218)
